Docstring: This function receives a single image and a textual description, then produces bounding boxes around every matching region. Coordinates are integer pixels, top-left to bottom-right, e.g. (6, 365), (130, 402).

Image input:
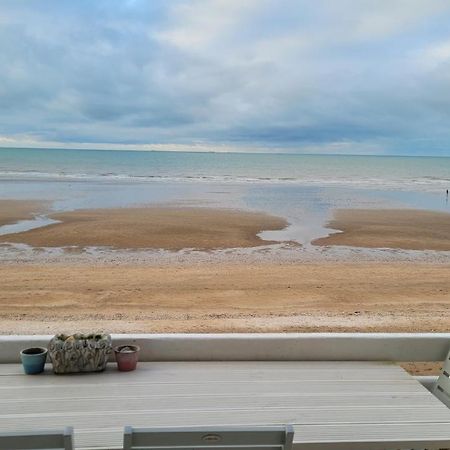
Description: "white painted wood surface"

(1, 333), (450, 363)
(1, 362), (450, 450)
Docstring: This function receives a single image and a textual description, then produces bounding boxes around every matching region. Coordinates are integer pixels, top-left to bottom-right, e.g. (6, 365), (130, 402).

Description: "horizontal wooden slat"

(1, 406), (449, 430)
(0, 380), (429, 401)
(0, 365), (412, 385)
(0, 393), (438, 414)
(0, 360), (409, 376)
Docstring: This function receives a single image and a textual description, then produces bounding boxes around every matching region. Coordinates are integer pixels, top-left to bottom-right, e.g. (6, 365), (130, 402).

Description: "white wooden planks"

(0, 393), (439, 414)
(0, 361), (449, 450)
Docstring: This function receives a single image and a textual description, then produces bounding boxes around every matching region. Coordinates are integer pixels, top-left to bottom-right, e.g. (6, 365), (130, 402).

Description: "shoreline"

(0, 199), (48, 227)
(0, 200), (450, 254)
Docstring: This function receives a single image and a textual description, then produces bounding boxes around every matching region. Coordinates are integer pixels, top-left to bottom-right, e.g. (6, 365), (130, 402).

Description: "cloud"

(0, 0), (450, 155)
(156, 0), (265, 50)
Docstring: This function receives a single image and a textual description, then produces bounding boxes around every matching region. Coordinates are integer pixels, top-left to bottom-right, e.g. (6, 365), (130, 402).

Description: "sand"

(0, 199), (47, 226)
(0, 263), (449, 335)
(314, 209), (450, 251)
(1, 207), (289, 250)
(3, 205), (450, 252)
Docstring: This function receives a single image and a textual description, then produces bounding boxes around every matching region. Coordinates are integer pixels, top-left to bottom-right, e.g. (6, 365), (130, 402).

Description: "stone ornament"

(48, 333), (112, 374)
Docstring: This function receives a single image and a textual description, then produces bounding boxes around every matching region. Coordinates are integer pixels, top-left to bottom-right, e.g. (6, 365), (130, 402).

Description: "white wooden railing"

(1, 332), (448, 361)
(1, 332), (449, 395)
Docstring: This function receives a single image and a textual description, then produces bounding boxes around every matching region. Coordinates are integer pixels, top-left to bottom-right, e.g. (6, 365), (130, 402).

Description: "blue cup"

(20, 347), (48, 374)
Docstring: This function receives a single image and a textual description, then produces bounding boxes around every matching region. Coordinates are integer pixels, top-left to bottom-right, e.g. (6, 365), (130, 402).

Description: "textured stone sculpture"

(48, 333), (112, 374)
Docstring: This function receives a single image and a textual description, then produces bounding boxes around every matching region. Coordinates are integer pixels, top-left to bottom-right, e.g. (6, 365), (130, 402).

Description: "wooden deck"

(1, 361), (450, 450)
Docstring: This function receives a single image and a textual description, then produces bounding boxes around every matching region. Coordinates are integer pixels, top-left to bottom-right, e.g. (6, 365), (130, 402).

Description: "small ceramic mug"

(20, 347), (48, 375)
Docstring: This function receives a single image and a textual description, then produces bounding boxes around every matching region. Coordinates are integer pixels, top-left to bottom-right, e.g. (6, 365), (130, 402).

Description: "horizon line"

(0, 145), (450, 158)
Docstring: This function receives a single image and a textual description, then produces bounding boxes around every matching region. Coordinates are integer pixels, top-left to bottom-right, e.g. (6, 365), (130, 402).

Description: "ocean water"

(1, 147), (450, 192)
(0, 147), (449, 259)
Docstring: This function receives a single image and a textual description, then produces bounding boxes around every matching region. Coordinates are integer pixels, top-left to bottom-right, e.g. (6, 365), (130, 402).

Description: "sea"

(0, 147), (449, 263)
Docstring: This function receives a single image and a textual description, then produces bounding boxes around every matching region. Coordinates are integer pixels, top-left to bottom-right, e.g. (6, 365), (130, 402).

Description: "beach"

(0, 149), (449, 337)
(0, 199), (48, 226)
(313, 209), (450, 251)
(1, 263), (449, 335)
(1, 206), (288, 250)
(2, 202), (450, 252)
(0, 199), (449, 335)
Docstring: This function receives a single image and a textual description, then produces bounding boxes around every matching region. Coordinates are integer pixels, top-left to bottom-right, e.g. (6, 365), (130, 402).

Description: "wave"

(0, 169), (449, 192)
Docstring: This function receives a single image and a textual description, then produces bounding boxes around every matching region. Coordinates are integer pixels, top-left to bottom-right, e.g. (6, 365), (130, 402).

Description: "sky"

(1, 0), (450, 155)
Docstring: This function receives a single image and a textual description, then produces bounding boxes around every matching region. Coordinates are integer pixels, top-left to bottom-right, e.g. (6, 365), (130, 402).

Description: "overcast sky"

(1, 0), (450, 155)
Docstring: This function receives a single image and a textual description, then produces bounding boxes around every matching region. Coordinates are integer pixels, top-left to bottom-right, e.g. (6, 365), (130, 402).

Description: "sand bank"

(0, 200), (47, 227)
(0, 263), (449, 334)
(1, 207), (288, 250)
(313, 209), (450, 251)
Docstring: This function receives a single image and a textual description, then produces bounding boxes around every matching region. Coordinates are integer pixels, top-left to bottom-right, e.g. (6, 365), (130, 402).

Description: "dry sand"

(314, 208), (450, 251)
(0, 199), (47, 226)
(1, 207), (288, 250)
(0, 263), (449, 335)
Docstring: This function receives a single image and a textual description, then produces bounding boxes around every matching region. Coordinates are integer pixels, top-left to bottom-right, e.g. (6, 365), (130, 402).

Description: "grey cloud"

(1, 0), (450, 154)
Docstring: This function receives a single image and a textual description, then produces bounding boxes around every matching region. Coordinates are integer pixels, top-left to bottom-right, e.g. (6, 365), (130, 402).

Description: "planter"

(48, 334), (112, 374)
(114, 345), (140, 371)
(20, 347), (47, 374)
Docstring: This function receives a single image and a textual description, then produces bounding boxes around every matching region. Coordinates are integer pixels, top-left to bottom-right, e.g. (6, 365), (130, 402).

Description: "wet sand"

(314, 209), (450, 251)
(0, 263), (449, 335)
(2, 202), (450, 252)
(1, 207), (288, 250)
(0, 199), (47, 226)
